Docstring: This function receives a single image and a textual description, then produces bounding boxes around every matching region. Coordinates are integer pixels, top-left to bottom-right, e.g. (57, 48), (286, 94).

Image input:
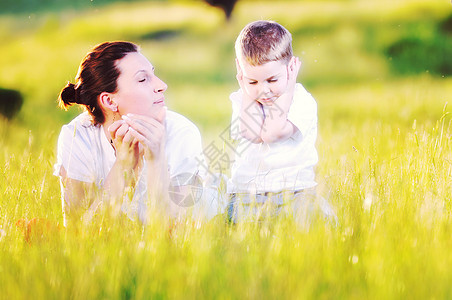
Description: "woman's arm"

(59, 167), (97, 226)
(123, 109), (193, 217)
(60, 120), (142, 225)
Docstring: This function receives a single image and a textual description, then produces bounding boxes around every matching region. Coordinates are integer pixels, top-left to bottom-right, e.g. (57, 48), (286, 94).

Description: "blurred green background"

(1, 0), (450, 150)
(1, 1), (451, 299)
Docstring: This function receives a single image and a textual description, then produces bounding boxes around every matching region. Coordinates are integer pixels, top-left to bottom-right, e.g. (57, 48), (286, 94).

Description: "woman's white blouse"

(54, 110), (206, 223)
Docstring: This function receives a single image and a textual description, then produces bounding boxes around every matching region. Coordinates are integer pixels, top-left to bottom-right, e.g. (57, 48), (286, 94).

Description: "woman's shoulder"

(62, 112), (96, 129)
(166, 110), (201, 135)
(59, 112), (101, 142)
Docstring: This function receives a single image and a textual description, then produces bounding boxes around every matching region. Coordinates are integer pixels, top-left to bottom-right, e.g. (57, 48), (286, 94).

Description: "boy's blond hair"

(235, 20), (293, 66)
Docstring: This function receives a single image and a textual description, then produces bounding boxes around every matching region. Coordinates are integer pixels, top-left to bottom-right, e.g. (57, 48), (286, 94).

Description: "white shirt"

(54, 110), (205, 223)
(227, 83), (318, 193)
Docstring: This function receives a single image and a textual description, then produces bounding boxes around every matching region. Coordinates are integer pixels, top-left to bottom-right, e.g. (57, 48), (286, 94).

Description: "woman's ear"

(99, 92), (118, 112)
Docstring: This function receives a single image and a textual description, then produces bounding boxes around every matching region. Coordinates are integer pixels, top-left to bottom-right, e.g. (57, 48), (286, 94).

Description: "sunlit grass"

(0, 0), (451, 299)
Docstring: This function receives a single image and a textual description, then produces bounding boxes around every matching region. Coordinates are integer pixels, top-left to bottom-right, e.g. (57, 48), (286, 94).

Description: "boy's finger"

(235, 58), (242, 73)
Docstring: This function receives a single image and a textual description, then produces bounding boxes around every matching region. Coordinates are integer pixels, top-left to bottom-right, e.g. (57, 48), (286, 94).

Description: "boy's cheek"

(242, 86), (255, 98)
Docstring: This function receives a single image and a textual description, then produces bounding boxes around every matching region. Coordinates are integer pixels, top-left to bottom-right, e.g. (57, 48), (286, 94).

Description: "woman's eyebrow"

(134, 68), (154, 76)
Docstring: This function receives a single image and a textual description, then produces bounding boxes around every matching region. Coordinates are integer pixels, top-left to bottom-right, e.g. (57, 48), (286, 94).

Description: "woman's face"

(112, 52), (167, 118)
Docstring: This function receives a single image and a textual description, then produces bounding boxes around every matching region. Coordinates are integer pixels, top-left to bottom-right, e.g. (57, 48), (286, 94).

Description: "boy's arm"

(239, 94), (264, 143)
(235, 60), (264, 143)
(261, 103), (295, 143)
(261, 57), (300, 143)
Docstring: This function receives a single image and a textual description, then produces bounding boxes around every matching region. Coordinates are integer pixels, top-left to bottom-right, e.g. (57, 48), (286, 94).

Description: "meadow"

(0, 0), (451, 298)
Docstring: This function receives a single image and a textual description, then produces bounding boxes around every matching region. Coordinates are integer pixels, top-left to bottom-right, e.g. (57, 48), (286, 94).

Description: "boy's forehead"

(240, 59), (286, 79)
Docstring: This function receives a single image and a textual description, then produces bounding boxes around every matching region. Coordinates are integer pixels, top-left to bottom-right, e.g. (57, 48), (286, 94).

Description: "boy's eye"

(268, 79), (277, 83)
(248, 81), (257, 85)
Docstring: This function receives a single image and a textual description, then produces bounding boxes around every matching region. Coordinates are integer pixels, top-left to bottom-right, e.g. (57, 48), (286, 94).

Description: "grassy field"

(0, 0), (451, 299)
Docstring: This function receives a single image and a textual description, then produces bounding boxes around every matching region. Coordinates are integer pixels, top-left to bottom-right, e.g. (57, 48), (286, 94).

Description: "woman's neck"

(102, 113), (119, 149)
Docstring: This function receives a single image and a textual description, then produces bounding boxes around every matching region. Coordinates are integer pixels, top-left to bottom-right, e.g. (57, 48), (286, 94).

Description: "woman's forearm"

(102, 161), (137, 204)
(145, 158), (172, 215)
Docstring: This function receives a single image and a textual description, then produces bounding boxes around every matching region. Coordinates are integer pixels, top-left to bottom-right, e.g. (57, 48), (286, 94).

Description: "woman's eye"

(139, 78), (146, 82)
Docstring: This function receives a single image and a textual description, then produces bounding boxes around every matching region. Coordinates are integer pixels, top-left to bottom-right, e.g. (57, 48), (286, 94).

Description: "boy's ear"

(235, 58), (242, 74)
(288, 56), (296, 72)
(99, 92), (118, 112)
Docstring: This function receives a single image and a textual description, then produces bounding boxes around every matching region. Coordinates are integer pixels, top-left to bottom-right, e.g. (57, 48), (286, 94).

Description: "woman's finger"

(108, 120), (125, 139)
(122, 129), (135, 145)
(115, 123), (130, 140)
(122, 115), (165, 139)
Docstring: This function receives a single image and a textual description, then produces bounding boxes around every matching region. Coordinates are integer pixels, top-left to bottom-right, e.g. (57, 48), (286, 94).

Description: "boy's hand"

(273, 56), (301, 112)
(235, 58), (264, 143)
(287, 56), (301, 91)
(260, 57), (301, 143)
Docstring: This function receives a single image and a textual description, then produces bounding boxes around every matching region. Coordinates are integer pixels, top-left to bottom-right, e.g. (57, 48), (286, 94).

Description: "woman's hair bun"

(59, 82), (80, 107)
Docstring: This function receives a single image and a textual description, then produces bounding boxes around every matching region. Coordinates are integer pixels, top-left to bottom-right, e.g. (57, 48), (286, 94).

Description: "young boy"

(227, 20), (335, 225)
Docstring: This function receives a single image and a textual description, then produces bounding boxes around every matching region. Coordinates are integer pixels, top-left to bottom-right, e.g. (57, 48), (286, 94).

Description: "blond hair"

(235, 20), (293, 66)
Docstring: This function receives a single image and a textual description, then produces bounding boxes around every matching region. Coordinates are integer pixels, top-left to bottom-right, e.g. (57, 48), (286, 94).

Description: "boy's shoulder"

(290, 83), (317, 118)
(229, 88), (243, 103)
(294, 83), (315, 102)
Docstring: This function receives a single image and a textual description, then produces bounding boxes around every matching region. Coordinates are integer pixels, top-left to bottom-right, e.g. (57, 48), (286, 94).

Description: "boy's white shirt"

(53, 110), (209, 223)
(228, 83), (318, 194)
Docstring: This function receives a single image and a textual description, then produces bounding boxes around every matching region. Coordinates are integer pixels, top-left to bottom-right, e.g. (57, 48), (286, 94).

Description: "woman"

(54, 41), (208, 226)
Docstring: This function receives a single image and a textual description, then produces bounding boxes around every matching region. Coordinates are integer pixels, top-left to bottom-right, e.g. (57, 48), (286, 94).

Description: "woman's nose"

(154, 76), (168, 93)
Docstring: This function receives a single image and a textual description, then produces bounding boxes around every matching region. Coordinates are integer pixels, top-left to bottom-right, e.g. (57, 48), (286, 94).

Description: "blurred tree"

(0, 88), (23, 119)
(385, 13), (452, 77)
(204, 0), (238, 19)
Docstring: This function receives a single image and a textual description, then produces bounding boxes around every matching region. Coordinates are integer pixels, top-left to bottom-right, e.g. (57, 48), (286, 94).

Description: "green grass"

(0, 0), (451, 299)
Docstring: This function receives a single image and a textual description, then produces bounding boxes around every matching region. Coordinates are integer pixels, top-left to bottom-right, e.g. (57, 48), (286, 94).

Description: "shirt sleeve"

(53, 122), (96, 183)
(166, 113), (206, 186)
(287, 83), (318, 142)
(229, 90), (242, 141)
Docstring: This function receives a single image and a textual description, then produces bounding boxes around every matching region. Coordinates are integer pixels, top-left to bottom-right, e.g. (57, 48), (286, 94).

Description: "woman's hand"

(122, 107), (167, 162)
(108, 120), (140, 170)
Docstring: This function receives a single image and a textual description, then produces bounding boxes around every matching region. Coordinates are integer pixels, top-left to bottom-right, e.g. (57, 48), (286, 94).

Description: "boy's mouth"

(259, 96), (276, 105)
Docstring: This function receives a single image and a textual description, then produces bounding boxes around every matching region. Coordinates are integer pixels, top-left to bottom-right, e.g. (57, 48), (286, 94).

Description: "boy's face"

(237, 59), (289, 106)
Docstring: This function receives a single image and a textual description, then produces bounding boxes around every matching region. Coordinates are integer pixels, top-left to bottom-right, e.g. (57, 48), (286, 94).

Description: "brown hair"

(58, 41), (139, 124)
(235, 20), (293, 66)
